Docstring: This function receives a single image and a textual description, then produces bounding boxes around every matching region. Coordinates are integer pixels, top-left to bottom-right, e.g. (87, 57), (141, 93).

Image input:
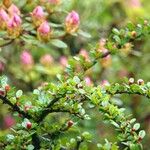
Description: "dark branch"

(74, 139), (84, 150)
(84, 51), (111, 73)
(32, 133), (40, 150)
(36, 97), (60, 123)
(0, 95), (33, 119)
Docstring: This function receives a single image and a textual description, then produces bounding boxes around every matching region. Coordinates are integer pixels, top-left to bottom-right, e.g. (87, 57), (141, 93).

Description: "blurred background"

(0, 0), (150, 149)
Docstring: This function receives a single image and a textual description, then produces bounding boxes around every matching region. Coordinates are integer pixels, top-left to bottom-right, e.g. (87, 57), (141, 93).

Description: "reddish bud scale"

(24, 105), (32, 112)
(137, 79), (144, 85)
(131, 31), (137, 38)
(67, 120), (74, 128)
(129, 78), (134, 85)
(131, 128), (136, 132)
(5, 85), (10, 92)
(26, 122), (32, 129)
(18, 114), (22, 117)
(138, 137), (142, 143)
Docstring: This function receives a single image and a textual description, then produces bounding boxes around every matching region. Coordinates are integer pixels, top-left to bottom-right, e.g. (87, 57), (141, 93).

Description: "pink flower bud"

(99, 38), (106, 48)
(79, 49), (89, 61)
(7, 14), (22, 28)
(100, 80), (110, 88)
(59, 56), (68, 67)
(84, 77), (92, 86)
(24, 105), (33, 112)
(26, 121), (32, 129)
(97, 38), (108, 53)
(40, 54), (53, 66)
(4, 115), (15, 129)
(66, 11), (80, 25)
(0, 9), (9, 22)
(8, 4), (20, 16)
(7, 14), (22, 37)
(37, 21), (51, 41)
(100, 55), (112, 68)
(65, 11), (80, 33)
(38, 21), (50, 34)
(20, 51), (34, 68)
(7, 14), (22, 38)
(32, 6), (45, 27)
(32, 6), (45, 18)
(130, 0), (141, 8)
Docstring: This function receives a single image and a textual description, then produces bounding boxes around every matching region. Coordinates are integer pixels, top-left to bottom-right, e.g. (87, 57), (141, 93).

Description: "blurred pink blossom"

(59, 56), (68, 67)
(4, 115), (15, 129)
(100, 80), (110, 88)
(0, 9), (9, 22)
(79, 49), (89, 61)
(130, 0), (141, 8)
(20, 50), (33, 66)
(40, 54), (53, 66)
(84, 77), (92, 86)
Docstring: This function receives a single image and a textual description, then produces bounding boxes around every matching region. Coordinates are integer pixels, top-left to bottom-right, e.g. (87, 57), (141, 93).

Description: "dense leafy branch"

(0, 2), (149, 148)
(106, 82), (150, 99)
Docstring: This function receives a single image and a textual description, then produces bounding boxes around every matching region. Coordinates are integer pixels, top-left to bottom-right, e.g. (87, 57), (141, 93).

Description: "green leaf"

(112, 28), (120, 35)
(78, 30), (91, 38)
(50, 39), (67, 48)
(130, 118), (136, 124)
(133, 123), (140, 131)
(113, 35), (121, 43)
(139, 130), (146, 139)
(1, 76), (8, 87)
(16, 90), (23, 98)
(82, 132), (92, 141)
(27, 145), (34, 150)
(73, 76), (80, 84)
(6, 134), (15, 142)
(130, 144), (141, 150)
(33, 89), (40, 95)
(111, 120), (119, 128)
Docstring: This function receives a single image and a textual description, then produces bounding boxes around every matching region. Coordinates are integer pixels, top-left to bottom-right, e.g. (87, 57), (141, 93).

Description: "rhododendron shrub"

(0, 0), (150, 150)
